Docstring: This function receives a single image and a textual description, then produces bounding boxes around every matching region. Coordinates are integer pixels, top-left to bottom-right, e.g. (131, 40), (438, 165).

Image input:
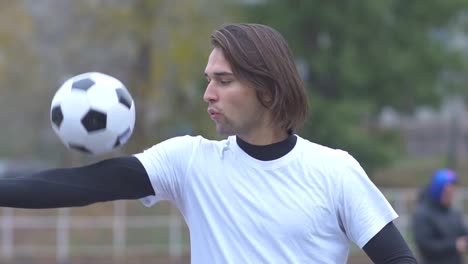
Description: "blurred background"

(0, 0), (468, 263)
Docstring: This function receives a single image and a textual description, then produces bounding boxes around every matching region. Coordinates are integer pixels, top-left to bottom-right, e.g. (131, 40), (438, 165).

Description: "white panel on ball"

(84, 131), (119, 154)
(106, 104), (135, 135)
(59, 92), (90, 121)
(87, 85), (119, 111)
(59, 119), (89, 145)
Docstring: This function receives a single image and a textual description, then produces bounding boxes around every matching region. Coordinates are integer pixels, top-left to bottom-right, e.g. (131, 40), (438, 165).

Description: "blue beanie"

(429, 169), (458, 203)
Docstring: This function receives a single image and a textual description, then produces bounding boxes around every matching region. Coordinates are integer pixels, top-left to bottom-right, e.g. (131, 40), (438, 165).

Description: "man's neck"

(236, 133), (297, 161)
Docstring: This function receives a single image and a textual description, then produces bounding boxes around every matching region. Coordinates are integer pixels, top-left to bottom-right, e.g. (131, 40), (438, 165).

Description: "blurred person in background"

(413, 168), (468, 264)
(0, 23), (416, 263)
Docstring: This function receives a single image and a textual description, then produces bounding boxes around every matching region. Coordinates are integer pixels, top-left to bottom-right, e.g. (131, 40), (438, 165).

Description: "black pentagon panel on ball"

(72, 78), (95, 91)
(51, 105), (64, 128)
(115, 88), (132, 109)
(81, 109), (107, 132)
(68, 143), (92, 154)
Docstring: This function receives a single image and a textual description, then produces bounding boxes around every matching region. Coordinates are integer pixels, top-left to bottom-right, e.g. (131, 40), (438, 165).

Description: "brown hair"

(210, 23), (309, 131)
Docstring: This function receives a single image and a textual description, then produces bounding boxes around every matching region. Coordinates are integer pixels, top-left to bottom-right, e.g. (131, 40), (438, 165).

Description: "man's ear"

(257, 89), (274, 108)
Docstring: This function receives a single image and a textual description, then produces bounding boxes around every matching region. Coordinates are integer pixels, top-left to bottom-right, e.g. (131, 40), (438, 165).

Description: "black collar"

(236, 134), (297, 161)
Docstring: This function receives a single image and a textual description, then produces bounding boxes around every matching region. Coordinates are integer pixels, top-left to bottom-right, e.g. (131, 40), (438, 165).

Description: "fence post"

(169, 205), (182, 261)
(57, 208), (70, 263)
(1, 208), (13, 261)
(113, 200), (126, 263)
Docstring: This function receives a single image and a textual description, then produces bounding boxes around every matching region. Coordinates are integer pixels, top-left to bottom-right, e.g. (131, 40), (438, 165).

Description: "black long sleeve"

(0, 156), (154, 208)
(363, 222), (417, 263)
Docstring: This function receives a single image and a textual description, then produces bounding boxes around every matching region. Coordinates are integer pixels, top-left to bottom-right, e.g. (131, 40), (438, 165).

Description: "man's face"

(441, 184), (456, 207)
(203, 48), (270, 137)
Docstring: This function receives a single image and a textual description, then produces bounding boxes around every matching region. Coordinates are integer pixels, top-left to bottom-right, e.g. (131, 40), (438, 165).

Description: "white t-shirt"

(135, 135), (397, 264)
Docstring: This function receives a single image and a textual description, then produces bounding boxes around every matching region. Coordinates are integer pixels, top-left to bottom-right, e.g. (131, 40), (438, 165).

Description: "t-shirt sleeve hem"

(134, 153), (167, 207)
(356, 211), (399, 248)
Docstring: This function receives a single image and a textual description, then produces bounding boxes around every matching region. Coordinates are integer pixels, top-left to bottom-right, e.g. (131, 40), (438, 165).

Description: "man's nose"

(203, 82), (218, 103)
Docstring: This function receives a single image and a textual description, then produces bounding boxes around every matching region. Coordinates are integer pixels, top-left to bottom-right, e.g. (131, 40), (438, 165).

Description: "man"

(413, 168), (468, 264)
(0, 23), (416, 263)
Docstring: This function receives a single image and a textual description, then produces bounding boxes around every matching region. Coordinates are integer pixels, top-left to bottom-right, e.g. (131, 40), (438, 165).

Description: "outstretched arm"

(0, 156), (154, 208)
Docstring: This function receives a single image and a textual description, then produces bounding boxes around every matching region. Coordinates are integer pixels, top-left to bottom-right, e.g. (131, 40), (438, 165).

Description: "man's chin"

(217, 131), (235, 137)
(215, 126), (234, 136)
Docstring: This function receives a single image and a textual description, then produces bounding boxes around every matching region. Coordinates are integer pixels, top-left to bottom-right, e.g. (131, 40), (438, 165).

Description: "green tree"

(243, 0), (468, 172)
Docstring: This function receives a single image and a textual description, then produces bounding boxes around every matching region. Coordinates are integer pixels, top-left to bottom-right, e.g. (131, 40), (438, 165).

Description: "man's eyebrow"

(204, 71), (234, 77)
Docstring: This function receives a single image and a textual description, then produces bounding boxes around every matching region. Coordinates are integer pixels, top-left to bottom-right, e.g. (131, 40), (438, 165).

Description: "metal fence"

(0, 188), (466, 263)
(0, 200), (188, 263)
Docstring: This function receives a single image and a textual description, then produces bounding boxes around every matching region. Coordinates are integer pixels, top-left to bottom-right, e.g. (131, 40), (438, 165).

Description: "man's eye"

(220, 80), (231, 85)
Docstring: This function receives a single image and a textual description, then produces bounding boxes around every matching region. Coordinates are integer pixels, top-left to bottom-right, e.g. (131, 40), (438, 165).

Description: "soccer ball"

(50, 72), (136, 155)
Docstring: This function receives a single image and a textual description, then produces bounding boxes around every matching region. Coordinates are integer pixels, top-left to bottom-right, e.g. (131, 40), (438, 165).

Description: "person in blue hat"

(413, 168), (468, 263)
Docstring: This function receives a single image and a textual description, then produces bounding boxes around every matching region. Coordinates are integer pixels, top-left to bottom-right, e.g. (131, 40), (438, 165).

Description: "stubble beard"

(215, 121), (236, 136)
(214, 116), (239, 136)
